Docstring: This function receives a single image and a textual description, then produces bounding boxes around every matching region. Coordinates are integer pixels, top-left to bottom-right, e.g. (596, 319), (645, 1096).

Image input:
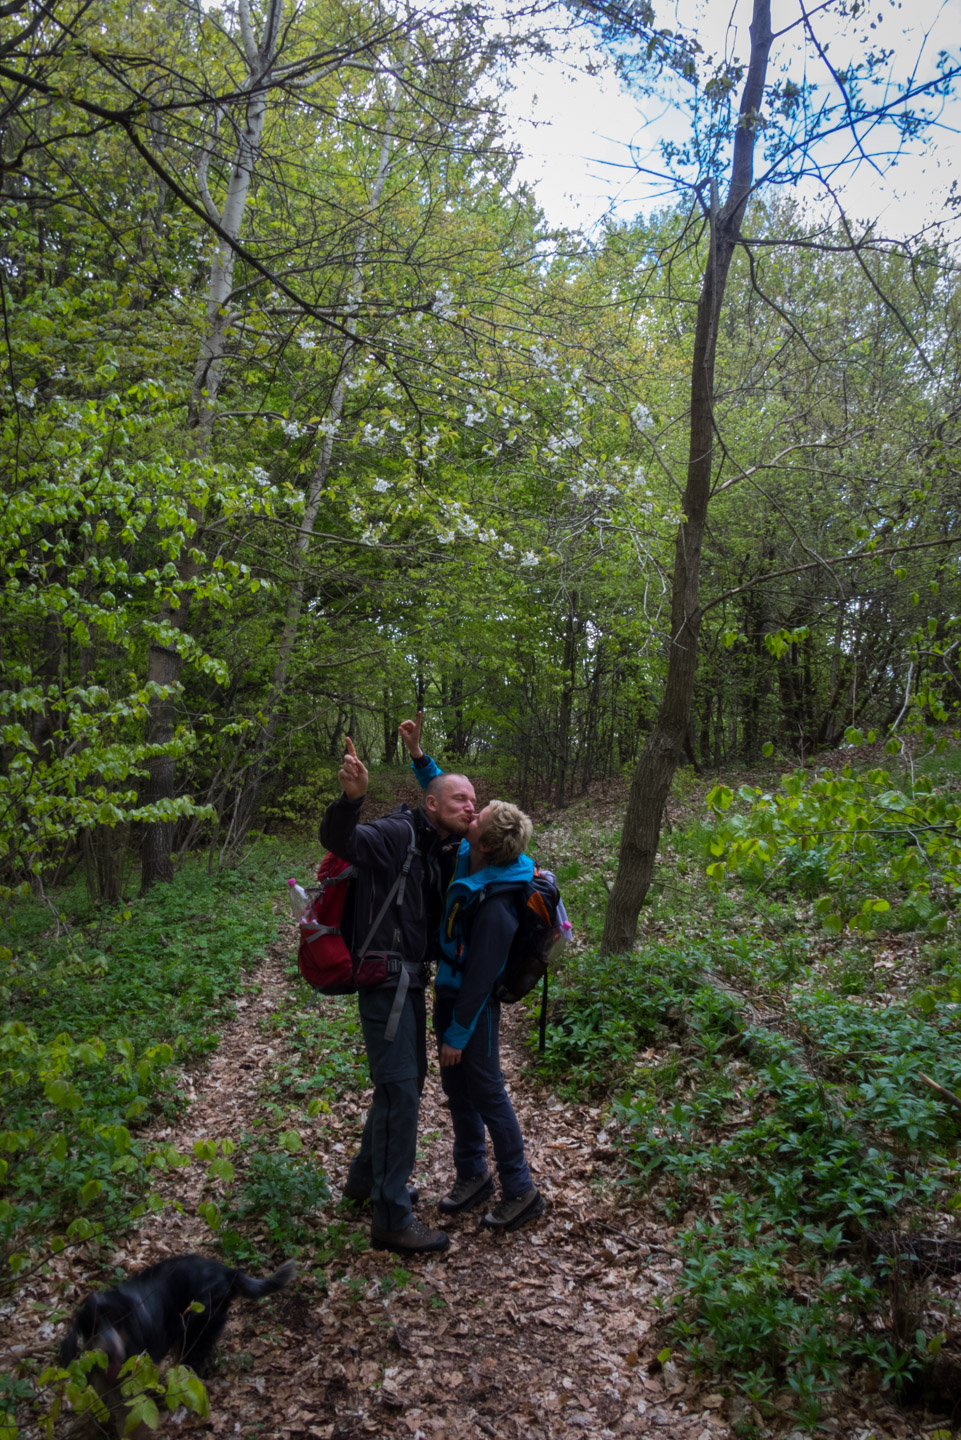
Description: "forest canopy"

(1, 0), (959, 919)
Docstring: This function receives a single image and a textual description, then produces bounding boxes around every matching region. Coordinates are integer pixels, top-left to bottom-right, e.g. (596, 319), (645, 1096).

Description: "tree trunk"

(223, 95), (402, 849)
(553, 594), (579, 808)
(448, 673), (469, 758)
(580, 646), (605, 793)
(600, 0), (773, 955)
(383, 690), (397, 765)
(140, 0), (284, 891)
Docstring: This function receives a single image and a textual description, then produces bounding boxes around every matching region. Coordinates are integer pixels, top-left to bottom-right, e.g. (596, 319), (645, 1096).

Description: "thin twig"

(591, 1219), (674, 1255)
(917, 1072), (961, 1116)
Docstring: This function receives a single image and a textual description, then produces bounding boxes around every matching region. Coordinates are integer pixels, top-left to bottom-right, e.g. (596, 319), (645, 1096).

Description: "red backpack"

(296, 817), (420, 994)
(297, 852), (356, 993)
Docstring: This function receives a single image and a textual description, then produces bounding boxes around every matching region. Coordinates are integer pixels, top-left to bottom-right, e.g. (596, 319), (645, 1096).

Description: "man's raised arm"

(338, 735), (368, 800)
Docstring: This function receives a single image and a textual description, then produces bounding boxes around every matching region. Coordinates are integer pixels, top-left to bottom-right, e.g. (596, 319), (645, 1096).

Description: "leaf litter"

(3, 766), (956, 1439)
(4, 926), (730, 1439)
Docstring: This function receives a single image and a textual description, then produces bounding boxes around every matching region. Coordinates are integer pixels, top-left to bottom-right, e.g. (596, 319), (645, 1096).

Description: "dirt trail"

(8, 911), (927, 1439)
(141, 926), (731, 1439)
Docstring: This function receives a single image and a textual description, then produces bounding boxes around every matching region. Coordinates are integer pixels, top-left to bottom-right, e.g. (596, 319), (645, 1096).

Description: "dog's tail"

(233, 1258), (297, 1301)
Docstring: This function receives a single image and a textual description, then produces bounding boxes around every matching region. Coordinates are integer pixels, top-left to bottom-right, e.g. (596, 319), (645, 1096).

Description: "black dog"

(60, 1254), (296, 1381)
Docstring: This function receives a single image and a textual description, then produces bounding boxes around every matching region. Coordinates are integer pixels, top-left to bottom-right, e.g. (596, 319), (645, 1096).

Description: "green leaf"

(123, 1395), (159, 1433)
(706, 785), (733, 812)
(164, 1366), (210, 1418)
(197, 1200), (221, 1230)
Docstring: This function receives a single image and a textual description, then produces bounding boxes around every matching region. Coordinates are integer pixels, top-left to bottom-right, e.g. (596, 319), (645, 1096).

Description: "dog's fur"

(60, 1253), (296, 1381)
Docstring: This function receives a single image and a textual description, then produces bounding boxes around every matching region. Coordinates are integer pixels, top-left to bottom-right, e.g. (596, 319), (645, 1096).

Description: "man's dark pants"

(347, 984), (427, 1232)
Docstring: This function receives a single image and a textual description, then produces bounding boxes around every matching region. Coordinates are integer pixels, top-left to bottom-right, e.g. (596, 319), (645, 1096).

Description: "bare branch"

(702, 535), (961, 619)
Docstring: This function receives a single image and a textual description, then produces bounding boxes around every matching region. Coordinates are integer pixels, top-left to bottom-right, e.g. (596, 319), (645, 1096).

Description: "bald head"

(425, 772), (470, 800)
(424, 772), (476, 838)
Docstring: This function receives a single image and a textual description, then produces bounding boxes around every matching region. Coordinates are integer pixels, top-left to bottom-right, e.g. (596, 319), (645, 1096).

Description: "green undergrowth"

(0, 839), (314, 1274)
(11, 744), (961, 1436)
(2, 835), (327, 1437)
(705, 742), (961, 938)
(526, 751), (961, 1433)
(208, 984), (371, 1272)
(217, 1146), (333, 1264)
(262, 989), (370, 1104)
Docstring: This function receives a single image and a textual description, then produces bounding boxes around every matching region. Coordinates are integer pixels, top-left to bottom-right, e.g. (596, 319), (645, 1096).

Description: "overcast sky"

(499, 0), (961, 238)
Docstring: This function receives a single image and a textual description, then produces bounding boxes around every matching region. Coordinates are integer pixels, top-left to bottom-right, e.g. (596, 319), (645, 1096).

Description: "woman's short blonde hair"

(481, 800), (533, 866)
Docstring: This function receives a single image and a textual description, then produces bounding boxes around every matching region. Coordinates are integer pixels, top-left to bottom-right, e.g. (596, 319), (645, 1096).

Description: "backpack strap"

(443, 890), (481, 975)
(354, 818), (419, 960)
(383, 958), (423, 1043)
(357, 818), (421, 1045)
(444, 880), (524, 974)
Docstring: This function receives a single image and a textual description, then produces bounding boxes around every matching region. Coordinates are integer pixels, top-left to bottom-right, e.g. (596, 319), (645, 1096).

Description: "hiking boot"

(438, 1171), (495, 1215)
(481, 1186), (546, 1233)
(369, 1217), (450, 1255)
(343, 1183), (420, 1207)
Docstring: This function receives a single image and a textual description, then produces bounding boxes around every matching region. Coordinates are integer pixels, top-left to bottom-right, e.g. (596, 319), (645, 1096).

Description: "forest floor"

(17, 918), (948, 1439)
(8, 758), (958, 1440)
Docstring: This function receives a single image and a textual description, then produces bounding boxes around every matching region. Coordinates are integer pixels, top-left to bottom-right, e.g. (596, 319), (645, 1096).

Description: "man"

(319, 733), (476, 1255)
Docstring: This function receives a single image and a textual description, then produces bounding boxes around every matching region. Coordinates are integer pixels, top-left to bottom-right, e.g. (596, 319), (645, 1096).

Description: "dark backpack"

(494, 868), (564, 1005)
(297, 816), (421, 995)
(484, 867), (570, 1051)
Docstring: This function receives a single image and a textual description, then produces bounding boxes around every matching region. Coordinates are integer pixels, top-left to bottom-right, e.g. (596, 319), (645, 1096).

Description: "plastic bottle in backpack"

(549, 897), (573, 959)
(287, 878), (309, 920)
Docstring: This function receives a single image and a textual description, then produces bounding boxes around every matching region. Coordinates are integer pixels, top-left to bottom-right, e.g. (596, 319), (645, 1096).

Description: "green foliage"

(705, 760), (961, 935)
(1, 0), (959, 901)
(536, 945), (705, 1095)
(263, 981), (370, 1100)
(219, 1149), (330, 1255)
(0, 854), (280, 1271)
(46, 1350), (209, 1437)
(311, 1219), (370, 1271)
(0, 840), (313, 1434)
(542, 928), (955, 1422)
(529, 768), (961, 1427)
(2, 0), (960, 1424)
(0, 376), (281, 896)
(261, 762), (341, 826)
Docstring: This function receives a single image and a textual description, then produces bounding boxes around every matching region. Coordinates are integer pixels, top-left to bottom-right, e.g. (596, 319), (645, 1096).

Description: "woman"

(432, 799), (546, 1233)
